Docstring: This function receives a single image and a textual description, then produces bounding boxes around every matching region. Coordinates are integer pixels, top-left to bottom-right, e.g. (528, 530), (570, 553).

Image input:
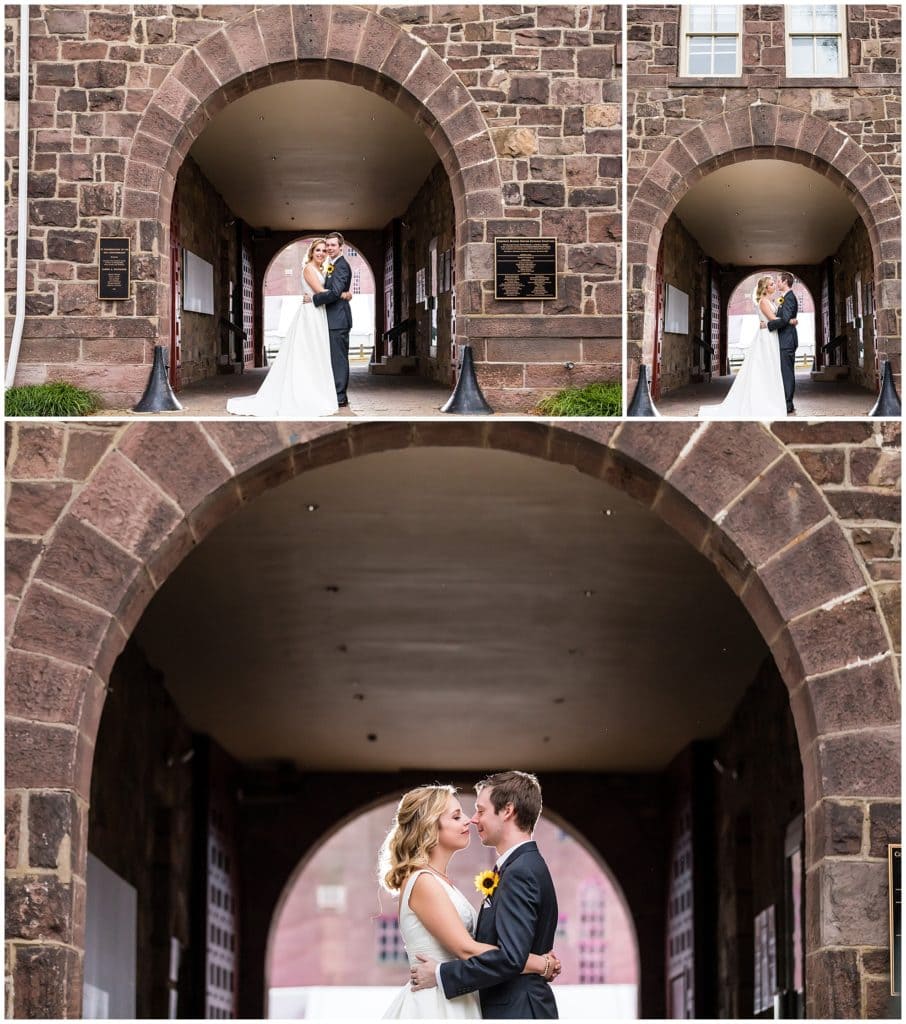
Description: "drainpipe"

(6, 2), (30, 389)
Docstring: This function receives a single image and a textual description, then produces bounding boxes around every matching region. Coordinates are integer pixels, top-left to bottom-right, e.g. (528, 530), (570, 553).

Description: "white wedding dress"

(382, 870), (482, 1019)
(226, 270), (338, 418)
(698, 302), (787, 419)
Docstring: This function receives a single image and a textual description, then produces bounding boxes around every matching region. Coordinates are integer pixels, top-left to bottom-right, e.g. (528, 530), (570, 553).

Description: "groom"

(761, 270), (799, 413)
(410, 770), (560, 1019)
(307, 231), (352, 407)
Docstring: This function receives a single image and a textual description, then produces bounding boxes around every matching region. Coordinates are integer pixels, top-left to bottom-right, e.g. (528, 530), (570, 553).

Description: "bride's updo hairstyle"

(378, 784), (456, 893)
(304, 237), (328, 265)
(752, 275), (773, 304)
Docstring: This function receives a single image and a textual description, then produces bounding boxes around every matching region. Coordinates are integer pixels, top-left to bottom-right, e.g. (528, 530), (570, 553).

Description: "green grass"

(535, 381), (623, 417)
(5, 380), (102, 417)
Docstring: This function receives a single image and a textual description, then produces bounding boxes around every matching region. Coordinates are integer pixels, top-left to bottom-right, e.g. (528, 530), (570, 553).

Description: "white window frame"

(785, 4), (848, 78)
(680, 5), (743, 78)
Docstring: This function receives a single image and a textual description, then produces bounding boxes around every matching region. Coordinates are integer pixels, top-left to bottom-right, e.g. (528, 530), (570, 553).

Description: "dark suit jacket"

(767, 289), (799, 351)
(312, 255), (352, 330)
(439, 841), (559, 1019)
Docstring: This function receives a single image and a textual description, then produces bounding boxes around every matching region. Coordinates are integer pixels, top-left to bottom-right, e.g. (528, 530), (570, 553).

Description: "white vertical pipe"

(6, 2), (31, 389)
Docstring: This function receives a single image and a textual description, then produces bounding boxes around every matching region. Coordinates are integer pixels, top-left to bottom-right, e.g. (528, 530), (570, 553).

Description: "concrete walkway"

(654, 370), (880, 418)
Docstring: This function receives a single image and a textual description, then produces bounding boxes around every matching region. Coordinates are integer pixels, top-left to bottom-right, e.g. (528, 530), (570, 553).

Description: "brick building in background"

(267, 802), (638, 991)
(627, 4), (900, 405)
(4, 5), (619, 411)
(5, 419), (900, 1019)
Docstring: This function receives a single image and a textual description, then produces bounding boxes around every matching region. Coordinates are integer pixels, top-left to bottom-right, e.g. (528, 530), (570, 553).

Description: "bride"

(226, 238), (345, 418)
(698, 274), (793, 419)
(379, 785), (559, 1019)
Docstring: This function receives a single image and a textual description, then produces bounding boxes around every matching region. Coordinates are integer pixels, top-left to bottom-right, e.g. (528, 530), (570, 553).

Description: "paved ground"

(654, 370), (880, 418)
(125, 361), (455, 418)
(114, 362), (881, 420)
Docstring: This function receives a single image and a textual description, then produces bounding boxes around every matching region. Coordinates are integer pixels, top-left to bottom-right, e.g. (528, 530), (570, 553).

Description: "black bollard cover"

(868, 360), (901, 417)
(133, 345), (183, 412)
(441, 344), (493, 415)
(627, 364), (660, 417)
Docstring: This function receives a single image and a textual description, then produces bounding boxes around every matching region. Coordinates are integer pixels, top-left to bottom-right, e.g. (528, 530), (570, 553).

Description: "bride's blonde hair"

(378, 785), (456, 893)
(304, 237), (328, 265)
(752, 275), (773, 304)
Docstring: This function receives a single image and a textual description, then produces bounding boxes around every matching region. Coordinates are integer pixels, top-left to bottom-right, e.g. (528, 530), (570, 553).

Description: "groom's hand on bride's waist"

(302, 294), (312, 304)
(410, 954), (438, 991)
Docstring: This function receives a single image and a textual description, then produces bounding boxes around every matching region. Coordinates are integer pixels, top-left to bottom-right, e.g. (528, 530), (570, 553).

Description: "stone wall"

(5, 4), (619, 409)
(832, 215), (880, 390)
(627, 4), (901, 157)
(173, 155), (235, 387)
(659, 214), (706, 394)
(398, 160), (456, 385)
(87, 638), (196, 1019)
(713, 658), (804, 1018)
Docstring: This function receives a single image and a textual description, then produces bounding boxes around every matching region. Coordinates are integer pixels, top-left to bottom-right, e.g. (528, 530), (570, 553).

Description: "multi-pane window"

(681, 6), (742, 77)
(786, 5), (847, 77)
(578, 882), (606, 985)
(376, 915), (407, 963)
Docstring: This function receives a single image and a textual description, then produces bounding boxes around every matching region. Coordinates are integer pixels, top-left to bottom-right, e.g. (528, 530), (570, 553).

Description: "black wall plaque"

(98, 237), (130, 300)
(495, 237), (557, 300)
(892, 844), (901, 996)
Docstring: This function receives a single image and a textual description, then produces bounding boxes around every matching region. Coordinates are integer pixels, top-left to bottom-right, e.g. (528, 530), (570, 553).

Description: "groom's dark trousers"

(767, 289), (799, 411)
(312, 255), (352, 404)
(439, 842), (559, 1019)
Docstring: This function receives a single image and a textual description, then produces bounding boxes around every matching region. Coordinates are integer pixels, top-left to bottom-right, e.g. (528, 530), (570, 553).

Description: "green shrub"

(5, 380), (102, 417)
(535, 381), (622, 417)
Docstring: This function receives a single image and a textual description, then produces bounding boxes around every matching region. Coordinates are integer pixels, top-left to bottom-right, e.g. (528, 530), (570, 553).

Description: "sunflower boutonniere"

(776, 294), (785, 308)
(475, 869), (500, 900)
(324, 261), (335, 276)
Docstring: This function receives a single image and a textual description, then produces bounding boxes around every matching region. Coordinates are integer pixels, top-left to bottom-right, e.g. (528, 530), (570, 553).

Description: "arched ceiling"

(672, 158), (859, 266)
(133, 447), (769, 773)
(188, 79), (440, 230)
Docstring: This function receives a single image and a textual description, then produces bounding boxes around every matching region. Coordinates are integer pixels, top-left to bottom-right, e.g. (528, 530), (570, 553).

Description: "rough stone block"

(6, 482), (73, 538)
(118, 422), (235, 513)
(869, 802), (901, 857)
(665, 423), (782, 519)
(11, 943), (82, 1019)
(36, 515), (142, 612)
(806, 947), (862, 1018)
(758, 521), (867, 621)
(720, 455), (829, 567)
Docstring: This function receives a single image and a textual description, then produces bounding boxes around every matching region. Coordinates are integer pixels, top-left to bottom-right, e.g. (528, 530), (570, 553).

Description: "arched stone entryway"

(123, 5), (502, 361)
(5, 420), (900, 1016)
(627, 105), (901, 392)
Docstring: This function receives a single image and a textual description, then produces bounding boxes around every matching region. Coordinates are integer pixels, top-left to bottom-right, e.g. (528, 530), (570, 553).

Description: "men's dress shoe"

(338, 399), (349, 407)
(787, 406), (796, 414)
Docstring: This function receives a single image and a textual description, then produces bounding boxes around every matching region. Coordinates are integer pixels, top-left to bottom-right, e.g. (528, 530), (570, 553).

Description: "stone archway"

(626, 105), (901, 378)
(122, 5), (504, 353)
(5, 420), (900, 1017)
